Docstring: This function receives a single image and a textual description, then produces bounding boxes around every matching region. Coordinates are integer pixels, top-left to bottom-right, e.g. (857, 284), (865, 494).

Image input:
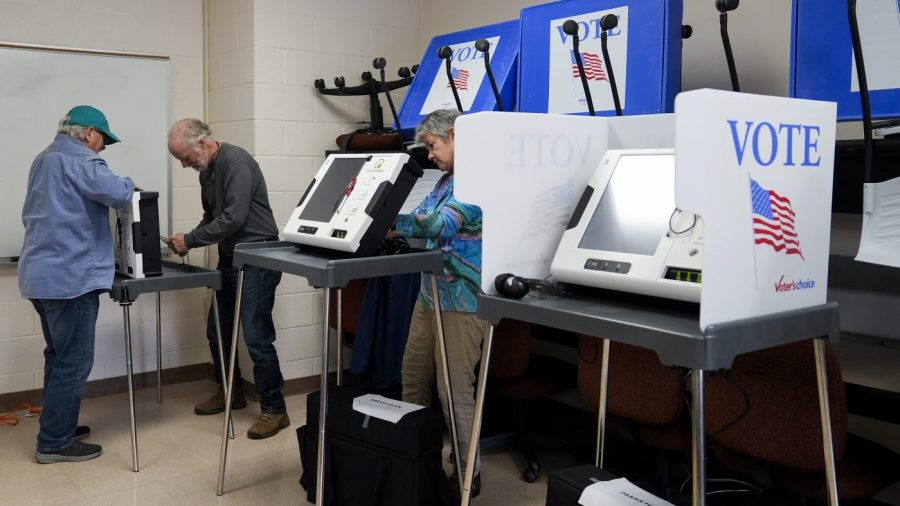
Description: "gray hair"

(57, 115), (90, 141)
(170, 118), (212, 147)
(415, 109), (461, 143)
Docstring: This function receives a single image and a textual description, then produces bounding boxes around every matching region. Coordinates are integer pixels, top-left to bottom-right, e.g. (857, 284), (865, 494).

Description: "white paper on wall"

(850, 0), (900, 92)
(548, 7), (629, 115)
(674, 89), (837, 330)
(855, 177), (900, 268)
(419, 36), (500, 115)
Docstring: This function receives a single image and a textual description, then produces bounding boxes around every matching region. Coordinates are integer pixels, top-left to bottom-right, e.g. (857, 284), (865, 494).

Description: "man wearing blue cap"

(19, 105), (135, 463)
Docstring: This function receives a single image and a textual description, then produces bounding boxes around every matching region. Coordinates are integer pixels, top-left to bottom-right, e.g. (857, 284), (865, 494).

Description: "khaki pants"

(402, 300), (488, 478)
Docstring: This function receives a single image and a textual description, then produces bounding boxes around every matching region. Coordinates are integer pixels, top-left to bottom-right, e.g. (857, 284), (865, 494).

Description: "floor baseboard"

(1, 364), (321, 413)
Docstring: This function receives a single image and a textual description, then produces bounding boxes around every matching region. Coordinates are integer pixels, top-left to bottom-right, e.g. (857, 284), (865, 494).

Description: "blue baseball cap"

(64, 105), (121, 145)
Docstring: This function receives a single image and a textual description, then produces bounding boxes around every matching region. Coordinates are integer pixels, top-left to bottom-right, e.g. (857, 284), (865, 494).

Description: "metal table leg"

(336, 288), (342, 387)
(217, 270), (245, 496)
(315, 288), (332, 506)
(814, 338), (840, 505)
(462, 324), (494, 505)
(595, 338), (611, 468)
(122, 302), (139, 472)
(211, 292), (234, 440)
(692, 369), (705, 506)
(430, 275), (463, 497)
(156, 293), (162, 404)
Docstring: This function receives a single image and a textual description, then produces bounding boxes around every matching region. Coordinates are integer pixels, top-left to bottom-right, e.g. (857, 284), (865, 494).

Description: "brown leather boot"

(194, 384), (246, 415)
(247, 412), (290, 439)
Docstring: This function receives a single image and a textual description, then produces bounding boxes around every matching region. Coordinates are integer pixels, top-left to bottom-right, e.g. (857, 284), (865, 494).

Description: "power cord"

(160, 235), (193, 271)
(114, 211), (123, 249)
(524, 275), (569, 300)
(0, 403), (41, 426)
(678, 370), (760, 503)
(706, 371), (751, 445)
(668, 208), (697, 235)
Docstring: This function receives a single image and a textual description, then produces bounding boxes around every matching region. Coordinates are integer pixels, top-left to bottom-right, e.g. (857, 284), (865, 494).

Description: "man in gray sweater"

(167, 118), (288, 439)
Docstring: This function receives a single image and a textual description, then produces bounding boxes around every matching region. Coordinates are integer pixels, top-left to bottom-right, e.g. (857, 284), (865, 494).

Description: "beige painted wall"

(0, 0), (207, 396)
(0, 0), (426, 397)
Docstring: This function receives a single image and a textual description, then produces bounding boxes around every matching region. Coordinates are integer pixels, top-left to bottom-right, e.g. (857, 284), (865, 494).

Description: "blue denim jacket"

(19, 134), (135, 299)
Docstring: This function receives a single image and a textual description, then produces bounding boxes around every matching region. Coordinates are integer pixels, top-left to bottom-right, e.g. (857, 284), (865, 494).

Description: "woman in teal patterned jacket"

(394, 108), (486, 497)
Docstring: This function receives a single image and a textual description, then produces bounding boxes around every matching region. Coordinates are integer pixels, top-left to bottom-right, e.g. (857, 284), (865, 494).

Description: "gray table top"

(232, 241), (444, 288)
(109, 260), (222, 303)
(478, 294), (840, 370)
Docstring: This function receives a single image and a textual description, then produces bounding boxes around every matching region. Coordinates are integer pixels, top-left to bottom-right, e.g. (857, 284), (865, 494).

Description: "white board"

(0, 43), (171, 260)
(674, 89), (836, 330)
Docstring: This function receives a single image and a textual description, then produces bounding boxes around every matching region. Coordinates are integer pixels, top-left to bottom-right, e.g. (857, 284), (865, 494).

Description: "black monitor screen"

(577, 154), (675, 256)
(299, 157), (367, 223)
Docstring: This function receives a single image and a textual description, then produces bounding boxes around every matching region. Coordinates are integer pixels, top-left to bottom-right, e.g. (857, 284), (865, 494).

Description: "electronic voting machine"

(114, 191), (162, 279)
(282, 153), (423, 256)
(551, 149), (703, 302)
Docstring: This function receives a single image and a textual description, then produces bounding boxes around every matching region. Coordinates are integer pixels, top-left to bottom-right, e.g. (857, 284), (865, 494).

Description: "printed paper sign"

(579, 478), (675, 506)
(419, 36), (500, 115)
(352, 394), (424, 424)
(548, 7), (628, 114)
(675, 89), (836, 330)
(850, 0), (900, 92)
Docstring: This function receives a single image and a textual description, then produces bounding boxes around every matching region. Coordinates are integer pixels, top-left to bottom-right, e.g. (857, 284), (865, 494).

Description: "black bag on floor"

(297, 386), (451, 506)
(546, 464), (618, 506)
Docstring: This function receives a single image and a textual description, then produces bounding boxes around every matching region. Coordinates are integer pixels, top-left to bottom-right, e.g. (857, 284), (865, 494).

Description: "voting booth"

(282, 153), (423, 256)
(453, 111), (676, 296)
(396, 20), (520, 139)
(791, 0), (900, 120)
(675, 89), (836, 328)
(113, 191), (162, 279)
(455, 88), (836, 328)
(517, 0), (683, 116)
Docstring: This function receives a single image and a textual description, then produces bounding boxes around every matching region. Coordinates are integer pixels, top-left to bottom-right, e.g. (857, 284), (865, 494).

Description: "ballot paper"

(579, 478), (675, 506)
(855, 177), (900, 268)
(398, 168), (442, 214)
(352, 394), (425, 423)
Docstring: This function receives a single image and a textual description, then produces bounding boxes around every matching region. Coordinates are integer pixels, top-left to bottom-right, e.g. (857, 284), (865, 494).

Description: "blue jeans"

(207, 254), (285, 413)
(31, 290), (101, 452)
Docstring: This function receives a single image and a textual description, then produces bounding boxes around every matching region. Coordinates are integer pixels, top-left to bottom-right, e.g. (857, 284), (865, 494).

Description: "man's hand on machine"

(166, 233), (189, 256)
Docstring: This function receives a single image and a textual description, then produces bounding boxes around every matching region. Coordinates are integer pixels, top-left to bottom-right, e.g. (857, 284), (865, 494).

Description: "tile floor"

(0, 380), (558, 506)
(3, 379), (900, 506)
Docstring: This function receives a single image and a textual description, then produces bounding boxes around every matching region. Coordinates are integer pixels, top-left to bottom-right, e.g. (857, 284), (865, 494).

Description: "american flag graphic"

(750, 178), (804, 260)
(447, 67), (470, 91)
(571, 51), (606, 81)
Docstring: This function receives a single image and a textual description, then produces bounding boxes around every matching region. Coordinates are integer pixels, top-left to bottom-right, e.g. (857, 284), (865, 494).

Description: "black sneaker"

(34, 441), (102, 464)
(449, 472), (481, 499)
(74, 426), (90, 441)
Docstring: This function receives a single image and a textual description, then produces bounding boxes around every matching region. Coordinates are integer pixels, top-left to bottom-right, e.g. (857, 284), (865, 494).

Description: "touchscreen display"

(298, 157), (367, 223)
(577, 154), (675, 256)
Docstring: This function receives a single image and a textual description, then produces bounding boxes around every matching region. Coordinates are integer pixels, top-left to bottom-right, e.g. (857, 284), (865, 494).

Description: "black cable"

(439, 47), (464, 113)
(600, 29), (622, 116)
(668, 208), (698, 235)
(578, 336), (600, 364)
(719, 12), (741, 92)
(114, 212), (122, 249)
(572, 47), (595, 117)
(847, 0), (873, 184)
(706, 371), (751, 445)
